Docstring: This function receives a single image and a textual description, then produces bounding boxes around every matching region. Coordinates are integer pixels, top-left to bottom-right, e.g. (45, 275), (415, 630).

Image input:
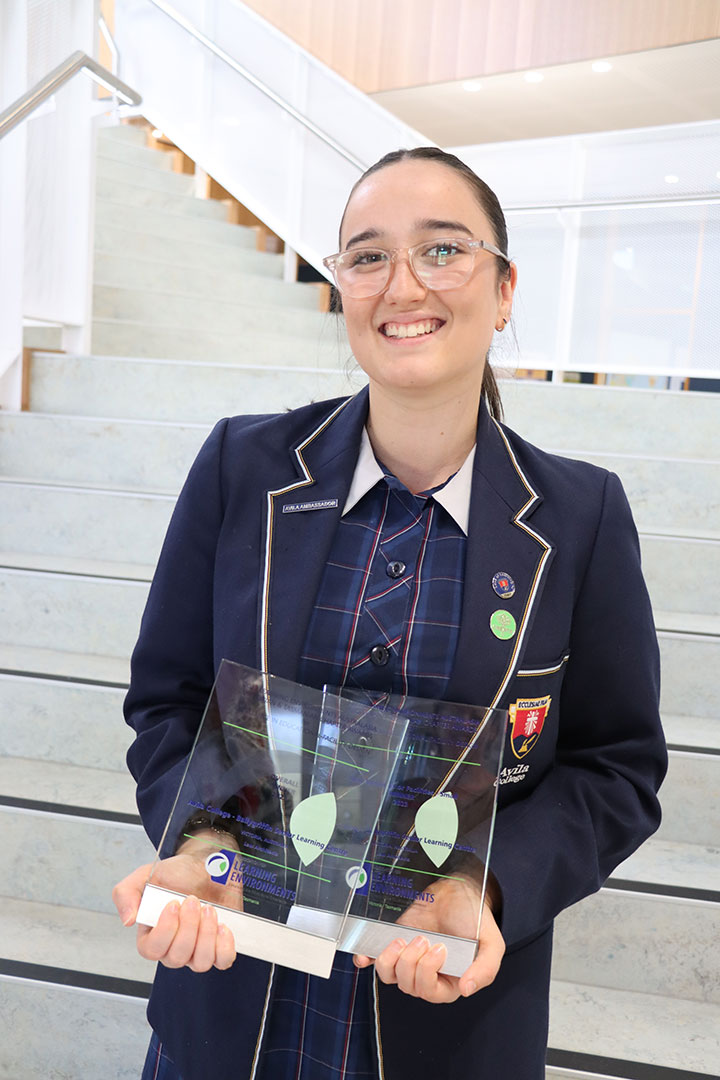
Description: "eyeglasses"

(323, 237), (510, 299)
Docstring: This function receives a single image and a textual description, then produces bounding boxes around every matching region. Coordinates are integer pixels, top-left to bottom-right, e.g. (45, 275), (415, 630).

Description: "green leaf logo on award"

(290, 792), (338, 866)
(414, 792), (459, 868)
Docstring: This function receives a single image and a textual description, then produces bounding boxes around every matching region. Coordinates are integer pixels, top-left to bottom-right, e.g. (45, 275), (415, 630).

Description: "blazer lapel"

(445, 407), (556, 711)
(260, 389), (369, 680)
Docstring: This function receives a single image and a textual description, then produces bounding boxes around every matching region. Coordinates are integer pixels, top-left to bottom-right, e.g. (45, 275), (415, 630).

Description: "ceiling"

(371, 38), (720, 147)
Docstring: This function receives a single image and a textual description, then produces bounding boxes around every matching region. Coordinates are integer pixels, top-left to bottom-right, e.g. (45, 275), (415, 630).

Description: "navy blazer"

(125, 387), (666, 1079)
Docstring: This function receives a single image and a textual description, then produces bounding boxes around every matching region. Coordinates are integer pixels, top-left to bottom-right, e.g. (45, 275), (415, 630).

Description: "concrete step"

(0, 896), (150, 987)
(0, 479), (173, 567)
(557, 451), (720, 534)
(656, 750), (720, 848)
(94, 219), (285, 275)
(0, 673), (128, 771)
(553, 887), (720, 1004)
(0, 973), (150, 1080)
(0, 643), (129, 685)
(0, 803), (152, 914)
(641, 533), (720, 614)
(3, 415), (716, 525)
(615, 836), (720, 893)
(12, 493), (708, 616)
(663, 712), (720, 751)
(27, 353), (359, 422)
(10, 479), (717, 619)
(98, 122), (149, 147)
(2, 558), (717, 682)
(96, 146), (195, 195)
(22, 321), (63, 350)
(94, 197), (258, 249)
(548, 979), (720, 1076)
(500, 379), (720, 461)
(0, 566), (149, 661)
(0, 413), (209, 491)
(96, 173), (230, 220)
(92, 282), (330, 338)
(658, 632), (719, 719)
(0, 756), (137, 815)
(90, 315), (346, 363)
(95, 140), (174, 172)
(93, 249), (322, 308)
(1, 906), (717, 1078)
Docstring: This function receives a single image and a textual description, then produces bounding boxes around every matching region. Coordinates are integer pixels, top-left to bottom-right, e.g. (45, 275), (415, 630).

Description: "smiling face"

(338, 159), (516, 403)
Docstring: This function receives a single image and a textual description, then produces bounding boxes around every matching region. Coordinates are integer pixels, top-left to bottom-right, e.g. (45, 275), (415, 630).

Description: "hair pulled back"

(339, 147), (511, 420)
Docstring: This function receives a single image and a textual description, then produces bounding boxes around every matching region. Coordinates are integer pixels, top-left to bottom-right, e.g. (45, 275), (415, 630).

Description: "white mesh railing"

(113, 0), (428, 274)
(456, 122), (720, 380)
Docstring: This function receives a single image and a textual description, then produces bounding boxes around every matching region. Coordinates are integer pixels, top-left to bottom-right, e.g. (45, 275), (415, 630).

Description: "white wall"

(0, 0), (98, 409)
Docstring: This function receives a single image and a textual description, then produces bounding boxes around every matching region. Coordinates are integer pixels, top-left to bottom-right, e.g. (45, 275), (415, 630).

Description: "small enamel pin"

(492, 571), (515, 599)
(490, 609), (517, 640)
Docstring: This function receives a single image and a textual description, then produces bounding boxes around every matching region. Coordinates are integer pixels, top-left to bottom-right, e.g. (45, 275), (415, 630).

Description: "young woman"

(114, 147), (666, 1080)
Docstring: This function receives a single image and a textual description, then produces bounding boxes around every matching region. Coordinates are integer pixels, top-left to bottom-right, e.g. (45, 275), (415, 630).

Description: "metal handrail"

(147, 0), (366, 171)
(0, 51), (141, 140)
(98, 16), (119, 76)
(505, 192), (720, 214)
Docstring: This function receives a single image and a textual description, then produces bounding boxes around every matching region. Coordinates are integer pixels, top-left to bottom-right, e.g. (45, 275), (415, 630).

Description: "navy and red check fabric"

(142, 461), (467, 1080)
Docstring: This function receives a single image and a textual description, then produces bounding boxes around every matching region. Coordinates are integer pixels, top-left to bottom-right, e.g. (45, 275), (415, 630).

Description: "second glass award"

(291, 688), (507, 976)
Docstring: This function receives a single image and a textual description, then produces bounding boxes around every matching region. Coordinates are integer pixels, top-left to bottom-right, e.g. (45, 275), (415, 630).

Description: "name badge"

(282, 498), (339, 514)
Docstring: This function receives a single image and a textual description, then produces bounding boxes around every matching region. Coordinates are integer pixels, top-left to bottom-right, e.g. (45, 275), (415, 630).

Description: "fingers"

(413, 941), (451, 1002)
(374, 935), (452, 1003)
(112, 863), (153, 927)
(373, 938), (408, 986)
(164, 895), (202, 968)
(135, 895), (236, 973)
(373, 926), (504, 1004)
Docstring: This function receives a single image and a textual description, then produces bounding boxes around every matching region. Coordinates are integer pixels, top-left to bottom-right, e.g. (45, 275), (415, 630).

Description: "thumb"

(458, 908), (505, 997)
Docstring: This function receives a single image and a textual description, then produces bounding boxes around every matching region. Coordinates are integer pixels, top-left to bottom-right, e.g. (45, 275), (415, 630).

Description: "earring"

(496, 317), (508, 332)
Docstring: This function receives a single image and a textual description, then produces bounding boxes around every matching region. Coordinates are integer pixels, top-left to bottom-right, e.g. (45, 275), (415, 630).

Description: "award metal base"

(286, 905), (477, 977)
(137, 884), (337, 979)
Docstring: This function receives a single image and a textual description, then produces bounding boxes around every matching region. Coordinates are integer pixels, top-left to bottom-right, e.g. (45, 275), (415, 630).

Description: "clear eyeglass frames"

(323, 237), (511, 299)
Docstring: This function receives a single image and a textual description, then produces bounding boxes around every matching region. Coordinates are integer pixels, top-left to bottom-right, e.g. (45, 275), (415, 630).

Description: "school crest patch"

(509, 695), (551, 759)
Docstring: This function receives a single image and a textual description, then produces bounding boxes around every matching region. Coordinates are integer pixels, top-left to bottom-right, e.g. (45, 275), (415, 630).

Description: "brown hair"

(339, 147), (511, 420)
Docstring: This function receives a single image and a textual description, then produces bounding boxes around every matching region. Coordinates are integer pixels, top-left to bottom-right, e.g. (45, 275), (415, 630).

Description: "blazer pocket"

(515, 652), (570, 678)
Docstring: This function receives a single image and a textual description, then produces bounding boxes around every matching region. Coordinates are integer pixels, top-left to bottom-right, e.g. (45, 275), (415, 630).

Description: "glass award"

(318, 689), (507, 977)
(136, 661), (408, 978)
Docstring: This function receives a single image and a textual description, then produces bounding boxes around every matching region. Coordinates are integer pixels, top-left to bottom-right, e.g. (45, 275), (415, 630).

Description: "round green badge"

(490, 609), (517, 640)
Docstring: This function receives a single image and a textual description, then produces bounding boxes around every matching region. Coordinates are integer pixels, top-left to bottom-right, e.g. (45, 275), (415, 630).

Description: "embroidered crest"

(509, 695), (551, 759)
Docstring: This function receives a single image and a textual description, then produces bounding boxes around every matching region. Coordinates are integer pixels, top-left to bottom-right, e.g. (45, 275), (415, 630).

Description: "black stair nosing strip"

(0, 794), (141, 826)
(0, 562), (153, 583)
(606, 878), (720, 904)
(0, 667), (129, 690)
(666, 742), (720, 757)
(546, 1048), (715, 1080)
(0, 958), (151, 999)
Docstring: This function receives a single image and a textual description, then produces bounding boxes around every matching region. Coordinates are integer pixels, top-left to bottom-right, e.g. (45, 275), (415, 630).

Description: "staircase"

(0, 123), (717, 1079)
